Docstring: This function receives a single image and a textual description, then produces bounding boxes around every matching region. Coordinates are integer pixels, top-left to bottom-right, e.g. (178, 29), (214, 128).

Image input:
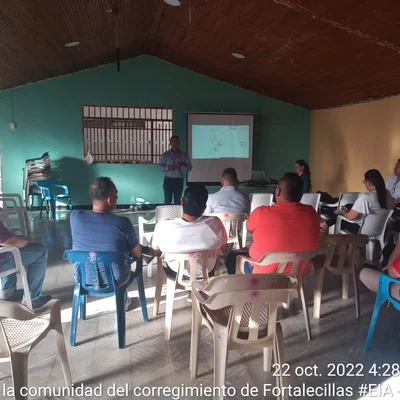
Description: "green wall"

(0, 55), (310, 205)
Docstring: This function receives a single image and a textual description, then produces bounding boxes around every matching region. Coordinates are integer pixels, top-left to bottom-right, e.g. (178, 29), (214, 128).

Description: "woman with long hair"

(295, 159), (311, 193)
(320, 169), (394, 233)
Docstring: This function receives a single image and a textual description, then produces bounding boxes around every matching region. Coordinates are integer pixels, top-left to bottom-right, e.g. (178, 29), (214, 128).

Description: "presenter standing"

(159, 135), (192, 204)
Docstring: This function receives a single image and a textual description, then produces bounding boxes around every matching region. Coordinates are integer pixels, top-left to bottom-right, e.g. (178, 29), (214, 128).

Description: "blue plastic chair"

(64, 250), (149, 349)
(36, 179), (72, 220)
(364, 273), (400, 351)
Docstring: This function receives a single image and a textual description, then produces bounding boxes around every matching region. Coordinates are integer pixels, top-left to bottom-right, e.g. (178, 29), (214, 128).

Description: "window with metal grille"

(82, 106), (173, 163)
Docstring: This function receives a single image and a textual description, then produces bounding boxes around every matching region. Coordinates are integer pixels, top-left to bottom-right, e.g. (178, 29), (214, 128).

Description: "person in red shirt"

(225, 172), (320, 274)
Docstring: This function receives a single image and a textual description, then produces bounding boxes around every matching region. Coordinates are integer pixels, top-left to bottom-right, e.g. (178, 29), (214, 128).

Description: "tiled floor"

(0, 211), (399, 400)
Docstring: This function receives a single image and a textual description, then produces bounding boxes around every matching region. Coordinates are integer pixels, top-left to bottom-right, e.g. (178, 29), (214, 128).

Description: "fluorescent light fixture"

(65, 41), (80, 48)
(164, 0), (181, 6)
(232, 53), (245, 59)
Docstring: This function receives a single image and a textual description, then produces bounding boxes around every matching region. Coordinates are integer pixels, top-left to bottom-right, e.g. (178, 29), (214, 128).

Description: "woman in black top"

(295, 159), (311, 193)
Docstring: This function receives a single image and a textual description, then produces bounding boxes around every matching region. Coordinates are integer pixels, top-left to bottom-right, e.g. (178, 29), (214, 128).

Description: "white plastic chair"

(0, 194), (28, 236)
(0, 299), (72, 399)
(312, 234), (369, 320)
(249, 193), (273, 213)
(190, 274), (298, 400)
(0, 202), (11, 230)
(334, 209), (394, 261)
(208, 212), (248, 249)
(320, 192), (360, 220)
(236, 251), (313, 340)
(153, 251), (220, 341)
(300, 193), (321, 211)
(0, 247), (32, 310)
(138, 205), (182, 277)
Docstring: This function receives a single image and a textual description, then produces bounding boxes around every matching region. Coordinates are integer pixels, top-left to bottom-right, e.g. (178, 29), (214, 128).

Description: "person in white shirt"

(204, 168), (250, 214)
(151, 185), (228, 279)
(385, 159), (400, 205)
(321, 169), (394, 233)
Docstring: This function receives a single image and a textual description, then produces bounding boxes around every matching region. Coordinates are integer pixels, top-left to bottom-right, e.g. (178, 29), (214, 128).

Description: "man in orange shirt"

(225, 172), (320, 274)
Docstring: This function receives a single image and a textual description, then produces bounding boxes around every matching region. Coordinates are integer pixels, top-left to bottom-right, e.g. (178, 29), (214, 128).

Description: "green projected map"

(192, 125), (249, 159)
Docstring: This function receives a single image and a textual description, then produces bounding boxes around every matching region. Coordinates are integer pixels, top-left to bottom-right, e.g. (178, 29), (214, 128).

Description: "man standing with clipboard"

(159, 135), (192, 205)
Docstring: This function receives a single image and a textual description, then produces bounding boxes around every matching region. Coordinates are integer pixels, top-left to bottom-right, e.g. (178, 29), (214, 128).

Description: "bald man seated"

(204, 168), (249, 214)
(70, 177), (153, 289)
(225, 172), (320, 274)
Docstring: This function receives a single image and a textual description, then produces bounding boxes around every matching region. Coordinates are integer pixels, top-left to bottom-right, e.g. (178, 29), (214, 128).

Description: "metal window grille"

(82, 106), (173, 163)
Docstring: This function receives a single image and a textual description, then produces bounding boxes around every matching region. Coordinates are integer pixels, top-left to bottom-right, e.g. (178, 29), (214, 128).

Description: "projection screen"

(187, 113), (254, 183)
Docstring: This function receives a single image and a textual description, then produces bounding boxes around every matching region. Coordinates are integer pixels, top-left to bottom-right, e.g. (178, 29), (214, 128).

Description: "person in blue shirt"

(159, 136), (192, 205)
(70, 177), (151, 288)
(294, 159), (311, 193)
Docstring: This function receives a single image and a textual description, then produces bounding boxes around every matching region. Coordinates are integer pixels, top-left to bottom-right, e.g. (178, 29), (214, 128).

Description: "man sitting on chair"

(70, 177), (152, 291)
(151, 185), (228, 279)
(204, 168), (250, 214)
(225, 172), (320, 274)
(386, 159), (400, 205)
(360, 239), (400, 301)
(0, 221), (52, 310)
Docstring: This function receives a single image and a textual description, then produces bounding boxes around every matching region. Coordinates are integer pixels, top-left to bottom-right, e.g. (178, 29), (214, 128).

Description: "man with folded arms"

(159, 136), (192, 205)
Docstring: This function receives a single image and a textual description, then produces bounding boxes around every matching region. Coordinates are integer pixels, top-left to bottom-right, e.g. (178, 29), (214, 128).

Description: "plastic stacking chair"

(0, 247), (32, 310)
(0, 202), (11, 231)
(320, 192), (360, 220)
(249, 193), (273, 213)
(0, 300), (72, 400)
(36, 179), (72, 220)
(312, 234), (369, 320)
(209, 212), (248, 249)
(190, 274), (298, 400)
(0, 194), (29, 236)
(334, 209), (394, 262)
(236, 251), (313, 340)
(64, 251), (148, 349)
(138, 205), (182, 277)
(153, 251), (220, 341)
(364, 274), (400, 351)
(300, 193), (321, 211)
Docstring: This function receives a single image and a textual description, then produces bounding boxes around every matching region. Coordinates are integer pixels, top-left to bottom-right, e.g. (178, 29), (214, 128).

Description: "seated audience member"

(0, 221), (51, 309)
(320, 169), (394, 233)
(360, 239), (400, 302)
(294, 159), (311, 193)
(225, 173), (320, 274)
(204, 168), (250, 214)
(70, 177), (148, 289)
(151, 185), (228, 279)
(385, 159), (400, 205)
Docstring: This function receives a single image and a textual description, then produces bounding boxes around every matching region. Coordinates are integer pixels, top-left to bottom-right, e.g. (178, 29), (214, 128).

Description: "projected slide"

(192, 125), (250, 159)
